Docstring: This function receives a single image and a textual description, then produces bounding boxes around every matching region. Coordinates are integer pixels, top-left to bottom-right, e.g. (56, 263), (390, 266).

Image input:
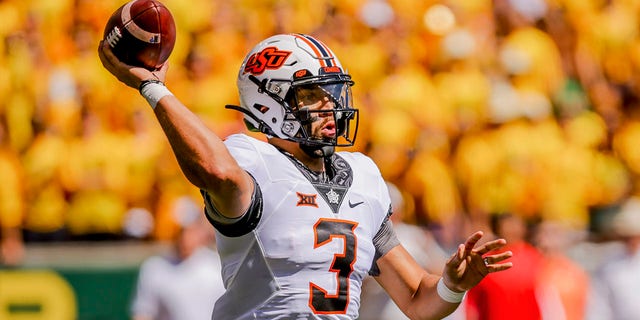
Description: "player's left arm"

(375, 231), (512, 320)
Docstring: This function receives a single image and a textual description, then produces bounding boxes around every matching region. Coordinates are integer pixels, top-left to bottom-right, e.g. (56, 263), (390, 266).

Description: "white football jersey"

(204, 134), (393, 320)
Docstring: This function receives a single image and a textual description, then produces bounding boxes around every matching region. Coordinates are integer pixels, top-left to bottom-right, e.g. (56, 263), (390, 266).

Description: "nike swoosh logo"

(348, 200), (364, 208)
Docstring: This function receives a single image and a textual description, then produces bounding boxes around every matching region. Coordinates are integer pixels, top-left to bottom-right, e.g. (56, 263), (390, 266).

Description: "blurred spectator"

(62, 107), (128, 240)
(130, 196), (224, 320)
(20, 126), (69, 242)
(0, 120), (25, 266)
(465, 212), (543, 320)
(587, 197), (640, 320)
(359, 182), (449, 320)
(532, 219), (590, 320)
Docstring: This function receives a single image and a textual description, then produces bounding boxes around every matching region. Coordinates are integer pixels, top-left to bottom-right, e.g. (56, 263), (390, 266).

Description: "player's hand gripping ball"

(103, 0), (176, 70)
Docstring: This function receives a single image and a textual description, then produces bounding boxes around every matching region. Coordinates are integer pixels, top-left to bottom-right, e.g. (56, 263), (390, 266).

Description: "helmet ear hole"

(252, 104), (270, 114)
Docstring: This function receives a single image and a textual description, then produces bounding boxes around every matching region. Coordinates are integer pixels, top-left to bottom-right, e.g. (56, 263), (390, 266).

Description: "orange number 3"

(309, 218), (359, 314)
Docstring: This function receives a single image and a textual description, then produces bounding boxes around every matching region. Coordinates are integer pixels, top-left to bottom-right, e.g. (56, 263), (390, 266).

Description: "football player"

(98, 33), (512, 320)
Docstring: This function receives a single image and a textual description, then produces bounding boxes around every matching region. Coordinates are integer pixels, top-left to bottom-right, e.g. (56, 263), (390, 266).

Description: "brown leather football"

(103, 0), (176, 70)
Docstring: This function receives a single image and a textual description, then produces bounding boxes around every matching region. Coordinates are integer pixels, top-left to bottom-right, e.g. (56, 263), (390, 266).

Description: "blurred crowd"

(1, 0), (640, 268)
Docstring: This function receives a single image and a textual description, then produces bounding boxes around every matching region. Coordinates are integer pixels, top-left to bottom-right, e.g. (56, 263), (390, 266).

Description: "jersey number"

(309, 218), (358, 314)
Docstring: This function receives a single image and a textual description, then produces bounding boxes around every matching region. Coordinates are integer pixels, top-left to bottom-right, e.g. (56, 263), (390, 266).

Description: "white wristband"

(139, 80), (173, 109)
(437, 278), (466, 303)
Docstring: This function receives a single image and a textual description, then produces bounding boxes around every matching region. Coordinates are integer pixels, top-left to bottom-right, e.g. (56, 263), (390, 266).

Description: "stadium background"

(1, 0), (640, 319)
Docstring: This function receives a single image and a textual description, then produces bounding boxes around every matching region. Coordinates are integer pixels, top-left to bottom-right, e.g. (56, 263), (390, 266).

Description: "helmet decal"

(293, 33), (336, 67)
(321, 66), (342, 74)
(244, 47), (292, 75)
(294, 69), (311, 79)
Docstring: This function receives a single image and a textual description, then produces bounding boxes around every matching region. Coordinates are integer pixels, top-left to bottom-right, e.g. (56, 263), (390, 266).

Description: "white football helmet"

(228, 33), (358, 154)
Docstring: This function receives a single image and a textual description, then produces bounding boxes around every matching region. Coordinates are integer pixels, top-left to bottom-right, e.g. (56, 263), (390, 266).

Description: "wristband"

(437, 278), (466, 303)
(139, 79), (173, 109)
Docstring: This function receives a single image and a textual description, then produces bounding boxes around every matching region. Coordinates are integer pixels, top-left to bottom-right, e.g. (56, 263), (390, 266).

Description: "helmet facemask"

(284, 72), (359, 156)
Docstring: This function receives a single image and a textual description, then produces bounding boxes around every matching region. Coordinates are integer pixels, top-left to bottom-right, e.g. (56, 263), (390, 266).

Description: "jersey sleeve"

(222, 134), (263, 171)
(200, 134), (265, 237)
(368, 208), (401, 276)
(201, 172), (263, 237)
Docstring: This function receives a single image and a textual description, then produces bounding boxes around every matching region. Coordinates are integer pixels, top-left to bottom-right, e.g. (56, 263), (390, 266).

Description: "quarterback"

(98, 33), (512, 320)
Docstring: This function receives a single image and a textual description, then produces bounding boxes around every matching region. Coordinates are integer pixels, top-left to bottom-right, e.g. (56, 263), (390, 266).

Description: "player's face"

(295, 85), (337, 141)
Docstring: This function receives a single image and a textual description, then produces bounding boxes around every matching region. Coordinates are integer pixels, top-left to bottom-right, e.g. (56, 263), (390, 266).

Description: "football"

(103, 0), (176, 70)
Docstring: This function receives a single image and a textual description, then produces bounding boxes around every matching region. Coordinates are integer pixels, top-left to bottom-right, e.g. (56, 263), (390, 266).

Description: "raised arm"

(376, 231), (513, 320)
(97, 40), (253, 219)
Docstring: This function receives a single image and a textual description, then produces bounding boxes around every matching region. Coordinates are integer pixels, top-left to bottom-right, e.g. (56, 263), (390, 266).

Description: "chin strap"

(300, 143), (334, 159)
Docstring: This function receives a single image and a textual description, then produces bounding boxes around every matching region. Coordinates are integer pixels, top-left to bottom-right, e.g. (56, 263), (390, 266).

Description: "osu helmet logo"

(244, 47), (292, 75)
